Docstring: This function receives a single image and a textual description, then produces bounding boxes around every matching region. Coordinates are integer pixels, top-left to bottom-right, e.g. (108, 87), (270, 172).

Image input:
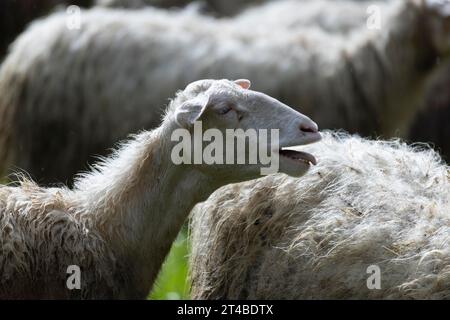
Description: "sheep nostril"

(300, 123), (318, 133)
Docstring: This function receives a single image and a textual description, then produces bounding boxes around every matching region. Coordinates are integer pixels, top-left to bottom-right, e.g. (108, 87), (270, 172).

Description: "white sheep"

(0, 0), (448, 184)
(190, 131), (450, 299)
(0, 78), (322, 299)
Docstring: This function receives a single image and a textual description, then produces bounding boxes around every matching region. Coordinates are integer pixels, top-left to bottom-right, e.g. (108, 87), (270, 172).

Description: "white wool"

(190, 131), (450, 299)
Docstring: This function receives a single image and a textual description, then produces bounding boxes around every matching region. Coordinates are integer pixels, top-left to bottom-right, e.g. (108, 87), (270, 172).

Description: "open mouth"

(279, 148), (317, 165)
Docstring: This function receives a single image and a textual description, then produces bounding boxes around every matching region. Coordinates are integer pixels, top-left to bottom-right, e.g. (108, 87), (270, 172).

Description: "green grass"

(149, 227), (191, 300)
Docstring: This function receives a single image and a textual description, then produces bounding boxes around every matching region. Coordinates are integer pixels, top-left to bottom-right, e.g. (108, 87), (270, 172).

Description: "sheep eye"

(218, 106), (233, 115)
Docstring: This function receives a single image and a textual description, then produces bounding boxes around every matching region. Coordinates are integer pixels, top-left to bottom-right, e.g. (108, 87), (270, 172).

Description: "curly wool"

(0, 180), (123, 299)
(190, 131), (450, 299)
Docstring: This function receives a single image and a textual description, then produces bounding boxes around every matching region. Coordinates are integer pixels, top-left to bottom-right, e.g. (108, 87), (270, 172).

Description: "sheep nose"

(299, 120), (319, 133)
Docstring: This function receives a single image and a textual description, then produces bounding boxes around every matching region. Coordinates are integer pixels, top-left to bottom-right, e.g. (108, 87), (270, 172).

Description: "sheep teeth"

(279, 149), (317, 165)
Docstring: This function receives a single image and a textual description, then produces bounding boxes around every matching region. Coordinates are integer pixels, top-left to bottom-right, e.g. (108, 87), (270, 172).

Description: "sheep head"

(168, 79), (321, 182)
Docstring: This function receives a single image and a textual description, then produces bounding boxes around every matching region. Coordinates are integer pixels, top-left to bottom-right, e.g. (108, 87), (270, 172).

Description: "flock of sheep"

(0, 0), (450, 299)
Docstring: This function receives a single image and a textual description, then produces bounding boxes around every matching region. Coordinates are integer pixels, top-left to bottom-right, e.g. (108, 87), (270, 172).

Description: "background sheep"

(0, 78), (322, 299)
(190, 131), (450, 299)
(1, 0), (448, 185)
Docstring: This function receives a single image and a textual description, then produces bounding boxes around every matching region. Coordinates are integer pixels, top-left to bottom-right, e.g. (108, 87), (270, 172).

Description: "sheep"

(0, 78), (322, 299)
(189, 131), (450, 299)
(1, 0), (448, 185)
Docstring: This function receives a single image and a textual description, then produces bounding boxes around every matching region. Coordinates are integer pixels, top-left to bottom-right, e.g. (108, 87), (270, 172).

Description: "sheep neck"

(75, 119), (220, 298)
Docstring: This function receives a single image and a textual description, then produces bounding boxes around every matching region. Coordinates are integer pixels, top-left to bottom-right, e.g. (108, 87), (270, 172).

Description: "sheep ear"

(175, 95), (209, 128)
(234, 79), (251, 90)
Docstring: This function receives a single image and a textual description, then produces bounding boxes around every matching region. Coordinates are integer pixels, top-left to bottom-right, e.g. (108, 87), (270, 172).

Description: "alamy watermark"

(366, 5), (382, 30)
(366, 265), (381, 290)
(66, 5), (82, 30)
(66, 265), (81, 290)
(171, 121), (280, 175)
